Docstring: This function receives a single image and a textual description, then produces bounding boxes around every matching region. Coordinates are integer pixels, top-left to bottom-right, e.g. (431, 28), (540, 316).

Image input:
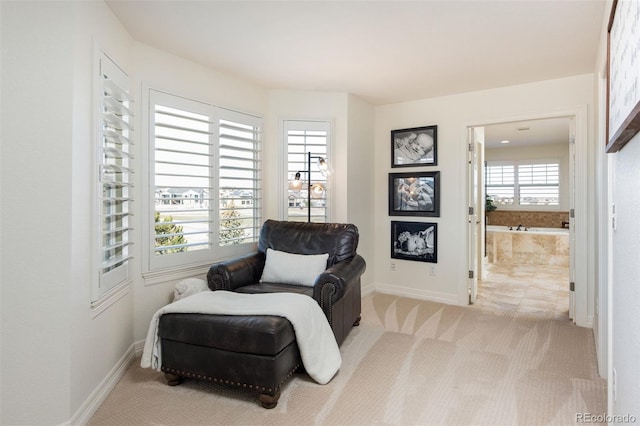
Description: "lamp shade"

(317, 157), (333, 176)
(310, 183), (325, 199)
(289, 172), (303, 191)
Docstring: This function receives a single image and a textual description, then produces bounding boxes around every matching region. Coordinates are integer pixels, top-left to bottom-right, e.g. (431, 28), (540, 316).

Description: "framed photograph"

(391, 125), (437, 167)
(391, 221), (437, 263)
(389, 171), (440, 217)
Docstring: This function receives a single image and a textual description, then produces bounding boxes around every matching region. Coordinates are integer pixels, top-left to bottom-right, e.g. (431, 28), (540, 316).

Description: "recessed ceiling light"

(501, 140), (510, 144)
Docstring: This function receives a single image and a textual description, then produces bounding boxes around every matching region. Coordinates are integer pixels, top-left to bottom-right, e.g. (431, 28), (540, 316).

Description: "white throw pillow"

(260, 248), (329, 287)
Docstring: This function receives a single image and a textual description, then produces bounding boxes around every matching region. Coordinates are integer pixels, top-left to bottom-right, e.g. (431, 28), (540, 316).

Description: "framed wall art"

(389, 171), (440, 217)
(391, 125), (437, 167)
(606, 0), (640, 153)
(391, 221), (437, 263)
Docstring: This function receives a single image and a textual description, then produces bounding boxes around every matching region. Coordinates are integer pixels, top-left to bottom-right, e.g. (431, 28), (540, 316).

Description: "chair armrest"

(207, 252), (265, 291)
(313, 254), (366, 305)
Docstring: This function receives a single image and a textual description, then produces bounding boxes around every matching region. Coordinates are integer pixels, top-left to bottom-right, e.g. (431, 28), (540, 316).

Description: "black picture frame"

(391, 221), (437, 263)
(389, 171), (440, 217)
(391, 125), (437, 167)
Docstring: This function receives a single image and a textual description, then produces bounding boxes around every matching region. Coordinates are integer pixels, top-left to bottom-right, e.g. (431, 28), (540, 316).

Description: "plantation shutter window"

(97, 51), (134, 299)
(150, 91), (213, 271)
(147, 90), (262, 272)
(218, 111), (262, 246)
(284, 120), (331, 223)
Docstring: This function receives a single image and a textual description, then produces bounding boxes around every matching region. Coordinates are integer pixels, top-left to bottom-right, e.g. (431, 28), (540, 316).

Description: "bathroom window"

(517, 163), (559, 206)
(485, 164), (515, 205)
(486, 161), (559, 208)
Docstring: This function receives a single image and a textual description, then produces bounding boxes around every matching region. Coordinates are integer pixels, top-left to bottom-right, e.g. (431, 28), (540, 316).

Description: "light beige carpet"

(89, 293), (606, 425)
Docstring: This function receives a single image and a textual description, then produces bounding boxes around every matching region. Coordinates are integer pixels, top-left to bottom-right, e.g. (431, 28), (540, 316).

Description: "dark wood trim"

(607, 100), (640, 153)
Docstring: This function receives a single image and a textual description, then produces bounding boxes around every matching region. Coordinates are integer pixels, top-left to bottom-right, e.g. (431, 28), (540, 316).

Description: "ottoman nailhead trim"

(161, 362), (301, 395)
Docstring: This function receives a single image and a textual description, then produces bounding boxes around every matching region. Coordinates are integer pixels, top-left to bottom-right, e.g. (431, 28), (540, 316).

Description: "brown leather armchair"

(207, 219), (366, 345)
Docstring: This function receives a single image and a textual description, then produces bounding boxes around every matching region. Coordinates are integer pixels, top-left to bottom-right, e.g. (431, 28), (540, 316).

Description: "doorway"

(467, 115), (579, 321)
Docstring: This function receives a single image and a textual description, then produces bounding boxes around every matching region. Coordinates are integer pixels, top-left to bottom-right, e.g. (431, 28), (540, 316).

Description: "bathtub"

(486, 225), (569, 235)
(485, 225), (569, 266)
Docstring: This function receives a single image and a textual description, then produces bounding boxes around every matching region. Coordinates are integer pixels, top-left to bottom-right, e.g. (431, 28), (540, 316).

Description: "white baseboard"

(67, 344), (136, 426)
(371, 282), (461, 306)
(361, 281), (376, 297)
(134, 338), (146, 355)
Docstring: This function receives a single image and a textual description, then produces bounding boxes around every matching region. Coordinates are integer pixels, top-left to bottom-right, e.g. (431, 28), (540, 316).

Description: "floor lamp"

(289, 152), (331, 222)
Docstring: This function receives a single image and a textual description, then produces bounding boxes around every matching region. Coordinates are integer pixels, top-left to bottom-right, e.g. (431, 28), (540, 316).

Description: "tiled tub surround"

(486, 210), (569, 229)
(486, 225), (569, 267)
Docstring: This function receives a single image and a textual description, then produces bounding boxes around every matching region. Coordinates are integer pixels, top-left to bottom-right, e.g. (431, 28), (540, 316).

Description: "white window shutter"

(96, 51), (134, 300)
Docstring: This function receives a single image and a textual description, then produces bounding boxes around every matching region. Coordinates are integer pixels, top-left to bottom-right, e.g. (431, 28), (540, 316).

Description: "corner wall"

(347, 95), (375, 291)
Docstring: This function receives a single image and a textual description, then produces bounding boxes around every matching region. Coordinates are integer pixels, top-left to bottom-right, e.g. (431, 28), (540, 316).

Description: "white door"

(467, 127), (484, 303)
(568, 118), (576, 322)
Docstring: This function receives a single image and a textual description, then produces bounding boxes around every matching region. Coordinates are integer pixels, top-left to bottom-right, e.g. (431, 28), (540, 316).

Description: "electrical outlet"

(390, 262), (396, 272)
(430, 265), (436, 276)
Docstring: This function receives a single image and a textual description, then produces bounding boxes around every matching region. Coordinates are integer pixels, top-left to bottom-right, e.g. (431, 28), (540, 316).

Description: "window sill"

(142, 262), (212, 286)
(91, 280), (132, 318)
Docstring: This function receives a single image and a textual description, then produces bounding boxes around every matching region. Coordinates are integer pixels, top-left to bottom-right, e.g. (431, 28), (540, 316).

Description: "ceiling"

(483, 117), (570, 149)
(106, 0), (606, 106)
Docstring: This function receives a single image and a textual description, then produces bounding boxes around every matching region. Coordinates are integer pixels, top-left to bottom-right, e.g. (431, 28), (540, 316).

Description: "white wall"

(1, 1), (135, 424)
(609, 135), (640, 419)
(485, 142), (571, 210)
(1, 3), (74, 422)
(374, 75), (595, 307)
(347, 95), (375, 291)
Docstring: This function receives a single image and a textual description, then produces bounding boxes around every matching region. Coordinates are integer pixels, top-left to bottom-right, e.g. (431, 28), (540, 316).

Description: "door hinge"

(469, 270), (474, 279)
(468, 143), (474, 152)
(570, 208), (575, 218)
(469, 206), (474, 215)
(570, 281), (575, 292)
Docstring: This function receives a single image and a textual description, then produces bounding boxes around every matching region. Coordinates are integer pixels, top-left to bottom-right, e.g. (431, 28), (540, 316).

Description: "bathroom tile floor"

(475, 262), (570, 319)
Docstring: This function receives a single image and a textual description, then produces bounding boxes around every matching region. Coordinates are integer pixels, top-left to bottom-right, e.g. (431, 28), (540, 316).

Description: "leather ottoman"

(158, 313), (301, 408)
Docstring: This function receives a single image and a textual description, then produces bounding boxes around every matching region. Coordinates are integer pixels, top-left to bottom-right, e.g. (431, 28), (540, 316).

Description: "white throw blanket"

(172, 277), (208, 302)
(140, 291), (342, 385)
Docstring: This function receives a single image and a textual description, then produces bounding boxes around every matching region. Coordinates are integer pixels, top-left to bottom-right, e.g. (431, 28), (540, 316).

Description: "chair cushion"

(158, 313), (296, 356)
(259, 248), (329, 286)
